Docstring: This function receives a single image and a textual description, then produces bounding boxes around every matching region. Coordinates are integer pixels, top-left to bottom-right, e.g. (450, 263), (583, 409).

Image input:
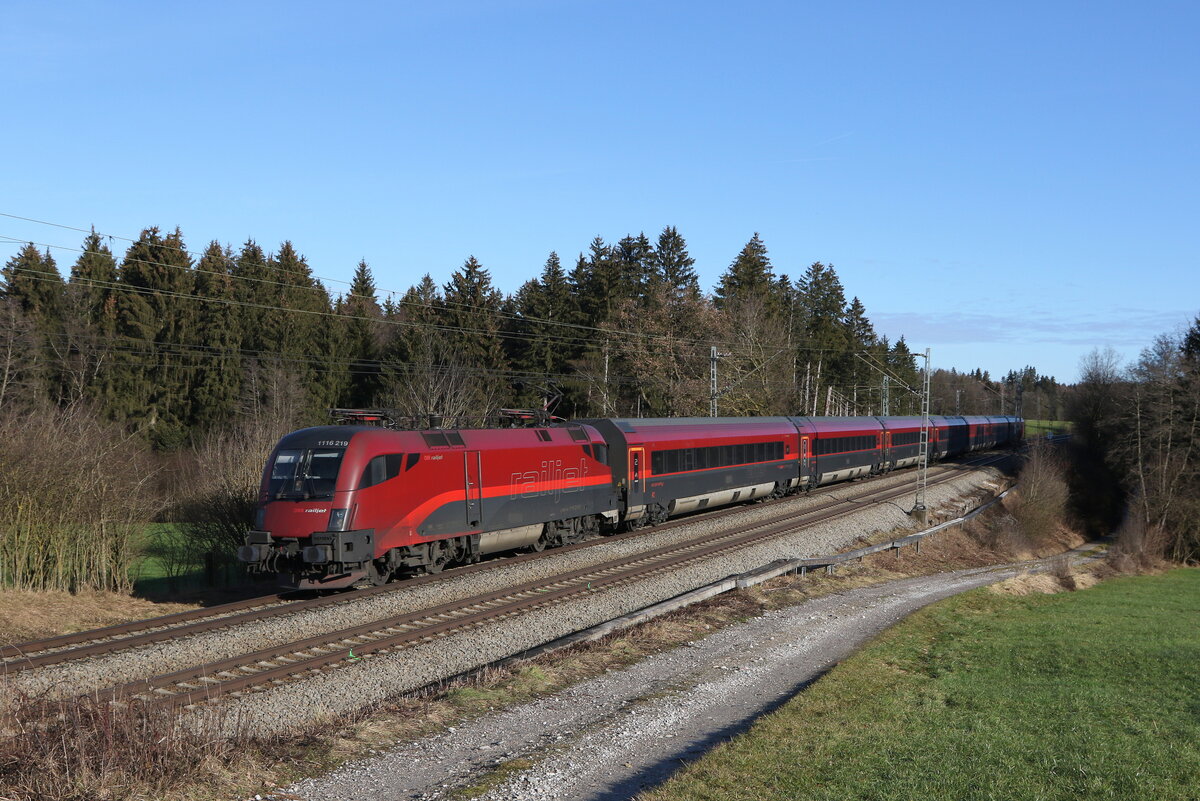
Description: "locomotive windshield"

(269, 448), (345, 500)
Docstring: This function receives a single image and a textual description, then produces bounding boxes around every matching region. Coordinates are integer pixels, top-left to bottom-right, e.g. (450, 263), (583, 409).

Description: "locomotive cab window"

(359, 454), (404, 489)
(269, 447), (345, 500)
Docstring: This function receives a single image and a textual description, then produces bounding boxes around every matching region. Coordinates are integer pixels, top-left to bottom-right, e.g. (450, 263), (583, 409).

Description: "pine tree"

(109, 227), (195, 446)
(231, 240), (278, 354)
(63, 232), (119, 404)
(509, 252), (580, 405)
(612, 232), (656, 302)
(888, 336), (921, 410)
(652, 226), (699, 298)
(443, 255), (507, 386)
(796, 261), (851, 393)
(69, 232), (118, 330)
(1, 244), (63, 404)
(842, 296), (879, 412)
(272, 241), (336, 421)
(1, 243), (64, 331)
(574, 236), (616, 326)
(1182, 315), (1200, 364)
(714, 233), (777, 310)
(712, 234), (793, 414)
(189, 242), (242, 430)
(342, 260), (384, 407)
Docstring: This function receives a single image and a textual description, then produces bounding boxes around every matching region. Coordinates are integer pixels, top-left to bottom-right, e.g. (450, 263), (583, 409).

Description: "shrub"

(1007, 443), (1070, 547)
(0, 405), (160, 592)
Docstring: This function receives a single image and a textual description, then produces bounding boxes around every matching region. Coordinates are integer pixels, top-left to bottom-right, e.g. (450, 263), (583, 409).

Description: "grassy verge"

(642, 568), (1200, 801)
(1024, 418), (1073, 436)
(0, 589), (199, 645)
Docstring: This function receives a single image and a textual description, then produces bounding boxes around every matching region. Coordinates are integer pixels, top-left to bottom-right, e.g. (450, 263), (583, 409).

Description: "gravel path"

(282, 553), (1074, 801)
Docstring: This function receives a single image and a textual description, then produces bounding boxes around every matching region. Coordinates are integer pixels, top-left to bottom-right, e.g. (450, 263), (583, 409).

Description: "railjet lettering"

(510, 459), (587, 501)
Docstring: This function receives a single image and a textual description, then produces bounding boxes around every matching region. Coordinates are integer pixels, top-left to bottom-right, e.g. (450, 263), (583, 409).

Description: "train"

(237, 413), (1023, 589)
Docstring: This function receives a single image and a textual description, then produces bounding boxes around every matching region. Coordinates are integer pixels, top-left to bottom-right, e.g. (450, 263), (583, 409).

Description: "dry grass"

(1106, 512), (1172, 575)
(989, 565), (1105, 596)
(0, 590), (199, 646)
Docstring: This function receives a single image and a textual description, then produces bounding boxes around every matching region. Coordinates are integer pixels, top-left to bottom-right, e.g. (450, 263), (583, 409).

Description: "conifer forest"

(0, 224), (1064, 591)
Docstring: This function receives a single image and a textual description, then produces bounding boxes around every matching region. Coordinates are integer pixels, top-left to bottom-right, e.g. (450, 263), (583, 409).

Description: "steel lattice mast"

(914, 347), (931, 518)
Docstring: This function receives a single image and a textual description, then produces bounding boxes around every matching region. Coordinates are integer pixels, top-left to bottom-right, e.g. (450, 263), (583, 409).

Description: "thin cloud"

(872, 308), (1193, 348)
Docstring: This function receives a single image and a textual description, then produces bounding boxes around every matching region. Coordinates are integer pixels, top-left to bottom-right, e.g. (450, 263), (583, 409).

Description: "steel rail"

(111, 468), (981, 708)
(4, 451), (1009, 674)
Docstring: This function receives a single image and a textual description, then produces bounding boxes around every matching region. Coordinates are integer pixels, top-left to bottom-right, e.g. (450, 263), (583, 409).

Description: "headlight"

(328, 508), (349, 531)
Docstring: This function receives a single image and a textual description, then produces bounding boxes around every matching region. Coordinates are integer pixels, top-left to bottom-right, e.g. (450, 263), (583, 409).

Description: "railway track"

(106, 458), (1004, 707)
(2, 452), (1009, 683)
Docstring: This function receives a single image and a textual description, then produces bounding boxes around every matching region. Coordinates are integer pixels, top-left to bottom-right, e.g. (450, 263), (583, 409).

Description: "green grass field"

(1024, 418), (1074, 436)
(129, 524), (248, 596)
(644, 569), (1200, 801)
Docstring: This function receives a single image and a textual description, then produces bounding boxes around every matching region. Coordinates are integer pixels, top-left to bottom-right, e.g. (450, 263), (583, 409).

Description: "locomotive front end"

(237, 427), (376, 589)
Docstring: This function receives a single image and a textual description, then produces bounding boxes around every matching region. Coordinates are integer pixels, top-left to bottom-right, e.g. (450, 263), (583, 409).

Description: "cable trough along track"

(104, 459), (1000, 709)
(1, 453), (1009, 675)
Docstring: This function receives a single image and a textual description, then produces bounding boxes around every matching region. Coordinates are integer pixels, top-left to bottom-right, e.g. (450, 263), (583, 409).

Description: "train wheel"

(527, 530), (549, 553)
(425, 540), (450, 574)
(365, 560), (391, 587)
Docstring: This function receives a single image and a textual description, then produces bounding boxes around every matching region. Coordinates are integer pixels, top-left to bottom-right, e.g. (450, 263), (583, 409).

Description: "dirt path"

(282, 554), (1085, 801)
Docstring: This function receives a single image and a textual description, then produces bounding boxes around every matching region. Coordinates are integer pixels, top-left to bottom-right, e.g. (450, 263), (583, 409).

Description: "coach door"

(800, 437), (810, 483)
(628, 447), (645, 498)
(464, 451), (482, 527)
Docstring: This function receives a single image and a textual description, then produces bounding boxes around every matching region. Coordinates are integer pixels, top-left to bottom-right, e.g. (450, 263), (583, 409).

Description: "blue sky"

(2, 0), (1196, 382)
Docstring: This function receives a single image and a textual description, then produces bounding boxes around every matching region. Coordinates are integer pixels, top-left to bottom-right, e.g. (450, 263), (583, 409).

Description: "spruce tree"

(342, 259), (384, 407)
(797, 261), (851, 391)
(1, 243), (64, 330)
(0, 243), (64, 403)
(189, 242), (242, 430)
(714, 233), (777, 310)
(509, 252), (580, 404)
(69, 232), (118, 330)
(63, 232), (119, 405)
(712, 234), (793, 415)
(612, 232), (655, 302)
(272, 241), (335, 421)
(231, 240), (278, 354)
(574, 236), (616, 326)
(652, 226), (699, 298)
(443, 255), (507, 383)
(842, 296), (878, 412)
(109, 227), (195, 446)
(1182, 315), (1200, 364)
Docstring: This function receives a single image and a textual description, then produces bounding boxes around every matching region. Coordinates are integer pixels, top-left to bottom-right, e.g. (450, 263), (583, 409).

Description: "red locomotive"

(238, 413), (1022, 589)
